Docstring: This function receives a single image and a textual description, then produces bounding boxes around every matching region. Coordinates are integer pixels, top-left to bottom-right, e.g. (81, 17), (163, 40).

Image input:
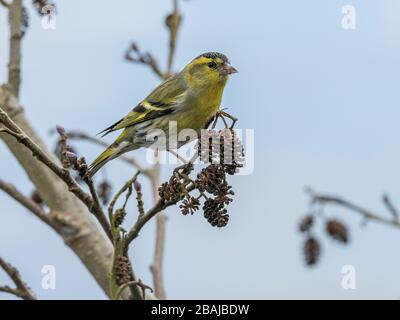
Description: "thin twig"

(115, 279), (153, 300)
(0, 257), (36, 300)
(306, 188), (400, 228)
(125, 43), (164, 79)
(85, 176), (112, 239)
(166, 0), (181, 77)
(382, 194), (398, 220)
(107, 172), (141, 300)
(125, 181), (195, 247)
(0, 107), (112, 240)
(108, 171), (141, 221)
(0, 0), (10, 8)
(0, 179), (56, 228)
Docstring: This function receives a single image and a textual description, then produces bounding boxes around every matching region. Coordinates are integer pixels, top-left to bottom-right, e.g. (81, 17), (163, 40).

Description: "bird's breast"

(178, 89), (222, 132)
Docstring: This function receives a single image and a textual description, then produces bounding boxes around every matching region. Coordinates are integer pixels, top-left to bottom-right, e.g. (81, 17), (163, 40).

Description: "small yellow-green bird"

(87, 52), (237, 177)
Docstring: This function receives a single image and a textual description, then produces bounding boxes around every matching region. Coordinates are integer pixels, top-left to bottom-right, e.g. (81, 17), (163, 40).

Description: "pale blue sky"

(1, 0), (400, 299)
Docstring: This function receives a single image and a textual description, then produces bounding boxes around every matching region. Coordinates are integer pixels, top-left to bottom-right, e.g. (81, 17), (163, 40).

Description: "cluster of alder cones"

(299, 214), (349, 266)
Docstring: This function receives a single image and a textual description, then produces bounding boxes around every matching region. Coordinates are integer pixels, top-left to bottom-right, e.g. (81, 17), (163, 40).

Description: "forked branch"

(0, 257), (36, 300)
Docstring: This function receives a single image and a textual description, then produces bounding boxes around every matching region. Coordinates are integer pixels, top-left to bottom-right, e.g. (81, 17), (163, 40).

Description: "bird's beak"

(222, 63), (238, 75)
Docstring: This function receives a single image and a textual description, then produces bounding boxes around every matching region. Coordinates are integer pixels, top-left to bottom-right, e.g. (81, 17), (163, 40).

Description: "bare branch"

(125, 175), (195, 246)
(0, 0), (122, 297)
(306, 188), (400, 228)
(8, 0), (22, 97)
(108, 171), (141, 224)
(0, 179), (56, 228)
(0, 257), (36, 300)
(0, 107), (112, 240)
(166, 0), (181, 76)
(125, 43), (164, 79)
(65, 133), (168, 299)
(0, 0), (10, 8)
(106, 172), (142, 300)
(67, 131), (168, 299)
(124, 0), (181, 80)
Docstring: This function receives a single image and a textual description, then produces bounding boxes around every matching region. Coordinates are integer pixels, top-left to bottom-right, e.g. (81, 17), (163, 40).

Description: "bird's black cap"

(198, 52), (229, 63)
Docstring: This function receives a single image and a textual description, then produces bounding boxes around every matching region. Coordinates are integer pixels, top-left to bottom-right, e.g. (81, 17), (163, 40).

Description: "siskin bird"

(87, 52), (238, 177)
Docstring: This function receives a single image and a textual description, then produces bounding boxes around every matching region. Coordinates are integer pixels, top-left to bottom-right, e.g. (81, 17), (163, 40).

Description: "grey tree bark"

(0, 85), (115, 298)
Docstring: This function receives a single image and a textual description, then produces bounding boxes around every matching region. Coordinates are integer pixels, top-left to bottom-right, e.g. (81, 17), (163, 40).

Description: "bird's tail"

(86, 145), (119, 178)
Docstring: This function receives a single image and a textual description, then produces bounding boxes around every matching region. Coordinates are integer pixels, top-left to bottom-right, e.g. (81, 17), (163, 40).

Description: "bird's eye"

(207, 61), (217, 69)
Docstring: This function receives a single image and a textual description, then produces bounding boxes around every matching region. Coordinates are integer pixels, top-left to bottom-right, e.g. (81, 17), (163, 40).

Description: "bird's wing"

(98, 74), (187, 137)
